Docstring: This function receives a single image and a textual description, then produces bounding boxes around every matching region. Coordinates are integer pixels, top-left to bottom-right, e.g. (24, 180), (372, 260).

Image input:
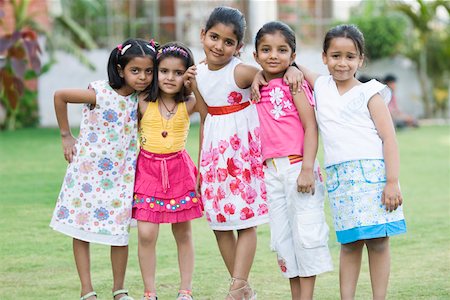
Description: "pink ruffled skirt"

(133, 148), (203, 223)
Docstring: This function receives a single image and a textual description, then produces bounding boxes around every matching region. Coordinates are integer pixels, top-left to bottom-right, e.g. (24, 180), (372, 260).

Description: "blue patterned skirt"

(325, 159), (406, 244)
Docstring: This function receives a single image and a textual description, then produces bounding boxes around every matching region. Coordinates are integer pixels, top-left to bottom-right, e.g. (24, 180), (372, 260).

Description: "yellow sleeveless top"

(139, 100), (190, 154)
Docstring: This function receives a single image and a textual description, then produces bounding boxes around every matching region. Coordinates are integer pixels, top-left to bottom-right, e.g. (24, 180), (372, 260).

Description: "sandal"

(113, 289), (134, 300)
(80, 291), (97, 300)
(227, 278), (257, 300)
(177, 289), (193, 300)
(142, 291), (158, 300)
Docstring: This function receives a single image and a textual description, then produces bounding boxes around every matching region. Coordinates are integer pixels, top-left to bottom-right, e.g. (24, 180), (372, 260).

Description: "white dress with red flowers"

(196, 57), (269, 230)
(50, 80), (139, 246)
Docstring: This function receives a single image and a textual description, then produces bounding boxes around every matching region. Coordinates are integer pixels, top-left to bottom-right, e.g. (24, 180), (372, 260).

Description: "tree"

(0, 0), (98, 130)
(393, 0), (450, 117)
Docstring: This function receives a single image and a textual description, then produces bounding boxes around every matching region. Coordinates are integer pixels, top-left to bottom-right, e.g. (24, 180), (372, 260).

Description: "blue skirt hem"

(336, 219), (406, 244)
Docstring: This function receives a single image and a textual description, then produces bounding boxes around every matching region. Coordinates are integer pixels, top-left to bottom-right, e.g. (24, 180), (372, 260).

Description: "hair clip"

(146, 44), (155, 52)
(156, 45), (189, 60)
(117, 44), (123, 51)
(120, 44), (132, 55)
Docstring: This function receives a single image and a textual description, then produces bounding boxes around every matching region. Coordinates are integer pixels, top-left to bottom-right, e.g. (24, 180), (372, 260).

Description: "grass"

(0, 124), (449, 299)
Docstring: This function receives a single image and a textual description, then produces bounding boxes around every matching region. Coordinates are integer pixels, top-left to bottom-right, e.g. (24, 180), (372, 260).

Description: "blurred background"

(0, 0), (449, 130)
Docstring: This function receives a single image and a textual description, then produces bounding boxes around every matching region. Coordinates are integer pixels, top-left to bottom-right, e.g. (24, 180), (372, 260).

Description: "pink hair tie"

(117, 44), (123, 51)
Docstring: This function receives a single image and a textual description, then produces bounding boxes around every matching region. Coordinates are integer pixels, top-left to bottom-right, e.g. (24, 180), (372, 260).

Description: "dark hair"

(107, 38), (158, 91)
(383, 74), (397, 84)
(204, 6), (246, 45)
(255, 21), (296, 53)
(323, 24), (365, 56)
(153, 42), (195, 103)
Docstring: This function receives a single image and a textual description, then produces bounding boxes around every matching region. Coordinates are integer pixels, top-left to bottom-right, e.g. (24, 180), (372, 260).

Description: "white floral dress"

(50, 80), (139, 246)
(196, 57), (269, 230)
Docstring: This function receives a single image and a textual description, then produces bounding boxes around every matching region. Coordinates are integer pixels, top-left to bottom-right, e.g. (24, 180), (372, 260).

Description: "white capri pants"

(264, 157), (333, 278)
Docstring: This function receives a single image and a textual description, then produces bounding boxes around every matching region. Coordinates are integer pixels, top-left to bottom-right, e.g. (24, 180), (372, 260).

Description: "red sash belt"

(207, 101), (250, 115)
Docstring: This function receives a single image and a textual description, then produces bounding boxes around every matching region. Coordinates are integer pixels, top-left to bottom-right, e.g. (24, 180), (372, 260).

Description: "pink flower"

(240, 207), (254, 220)
(218, 140), (229, 154)
(260, 182), (267, 201)
(217, 213), (227, 223)
(217, 168), (228, 182)
(201, 149), (213, 167)
(206, 212), (211, 222)
(224, 203), (236, 215)
(242, 186), (257, 205)
(204, 185), (214, 200)
(229, 178), (244, 195)
(227, 158), (242, 178)
(257, 203), (268, 215)
(240, 146), (250, 162)
(204, 166), (216, 183)
(230, 134), (241, 151)
(242, 169), (251, 184)
(227, 91), (243, 105)
(215, 186), (226, 201)
(212, 198), (220, 213)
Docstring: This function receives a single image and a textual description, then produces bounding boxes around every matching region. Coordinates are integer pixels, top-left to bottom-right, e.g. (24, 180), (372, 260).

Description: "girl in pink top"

(253, 21), (333, 299)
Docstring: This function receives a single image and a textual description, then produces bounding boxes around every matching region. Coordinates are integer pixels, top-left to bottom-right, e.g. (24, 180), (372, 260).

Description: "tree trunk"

(418, 47), (433, 118)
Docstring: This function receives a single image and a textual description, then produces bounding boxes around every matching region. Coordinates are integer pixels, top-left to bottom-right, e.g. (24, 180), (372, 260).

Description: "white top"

(196, 56), (252, 107)
(314, 75), (391, 167)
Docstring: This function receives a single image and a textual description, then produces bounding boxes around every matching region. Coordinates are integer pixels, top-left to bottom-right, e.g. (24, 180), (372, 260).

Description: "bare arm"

(297, 65), (321, 88)
(54, 88), (96, 162)
(369, 94), (402, 212)
(293, 89), (319, 195)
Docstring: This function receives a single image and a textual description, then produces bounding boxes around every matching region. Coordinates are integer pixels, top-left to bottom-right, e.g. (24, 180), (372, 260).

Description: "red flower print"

(201, 148), (213, 167)
(213, 198), (220, 213)
(217, 168), (228, 182)
(257, 203), (268, 215)
(230, 134), (241, 150)
(240, 146), (250, 162)
(242, 186), (257, 205)
(224, 203), (236, 215)
(227, 91), (243, 105)
(212, 148), (219, 166)
(215, 186), (226, 201)
(217, 213), (227, 223)
(249, 139), (261, 158)
(205, 166), (216, 183)
(218, 140), (229, 154)
(204, 185), (214, 200)
(260, 182), (267, 201)
(206, 212), (211, 222)
(278, 258), (287, 273)
(227, 158), (243, 177)
(229, 178), (245, 195)
(240, 207), (255, 220)
(242, 169), (251, 184)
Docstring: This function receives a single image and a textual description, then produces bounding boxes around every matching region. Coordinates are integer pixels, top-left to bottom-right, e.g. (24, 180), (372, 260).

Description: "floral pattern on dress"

(50, 80), (138, 246)
(268, 86), (295, 120)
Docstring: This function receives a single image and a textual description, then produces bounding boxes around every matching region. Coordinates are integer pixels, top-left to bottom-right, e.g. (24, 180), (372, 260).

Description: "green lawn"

(0, 125), (449, 299)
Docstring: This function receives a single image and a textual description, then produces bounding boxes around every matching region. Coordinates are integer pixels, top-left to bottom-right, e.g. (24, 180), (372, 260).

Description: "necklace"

(160, 97), (177, 118)
(159, 99), (176, 138)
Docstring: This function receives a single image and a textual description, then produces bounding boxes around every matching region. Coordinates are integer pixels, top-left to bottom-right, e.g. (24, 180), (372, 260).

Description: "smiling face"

(119, 56), (154, 94)
(254, 31), (296, 81)
(322, 37), (363, 84)
(157, 56), (186, 97)
(201, 22), (242, 70)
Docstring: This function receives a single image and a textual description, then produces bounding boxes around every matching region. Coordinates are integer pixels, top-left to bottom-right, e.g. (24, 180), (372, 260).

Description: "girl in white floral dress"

(50, 39), (157, 300)
(185, 6), (303, 299)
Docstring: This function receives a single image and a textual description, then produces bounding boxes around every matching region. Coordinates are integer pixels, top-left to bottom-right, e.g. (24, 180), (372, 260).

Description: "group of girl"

(50, 5), (406, 300)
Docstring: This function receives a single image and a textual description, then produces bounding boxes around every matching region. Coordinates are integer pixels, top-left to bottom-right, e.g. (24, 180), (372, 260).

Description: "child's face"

(254, 31), (295, 81)
(322, 37), (363, 83)
(119, 56), (154, 92)
(157, 57), (186, 96)
(201, 23), (242, 70)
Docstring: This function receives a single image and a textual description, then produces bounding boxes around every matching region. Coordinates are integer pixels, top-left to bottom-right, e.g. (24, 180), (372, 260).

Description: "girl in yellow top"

(132, 42), (207, 300)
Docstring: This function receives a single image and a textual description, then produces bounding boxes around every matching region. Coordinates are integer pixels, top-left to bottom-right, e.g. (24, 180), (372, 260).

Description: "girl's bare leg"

(138, 221), (160, 294)
(111, 245), (128, 299)
(214, 230), (237, 275)
(172, 221), (194, 291)
(340, 240), (364, 300)
(73, 238), (96, 299)
(366, 237), (390, 300)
